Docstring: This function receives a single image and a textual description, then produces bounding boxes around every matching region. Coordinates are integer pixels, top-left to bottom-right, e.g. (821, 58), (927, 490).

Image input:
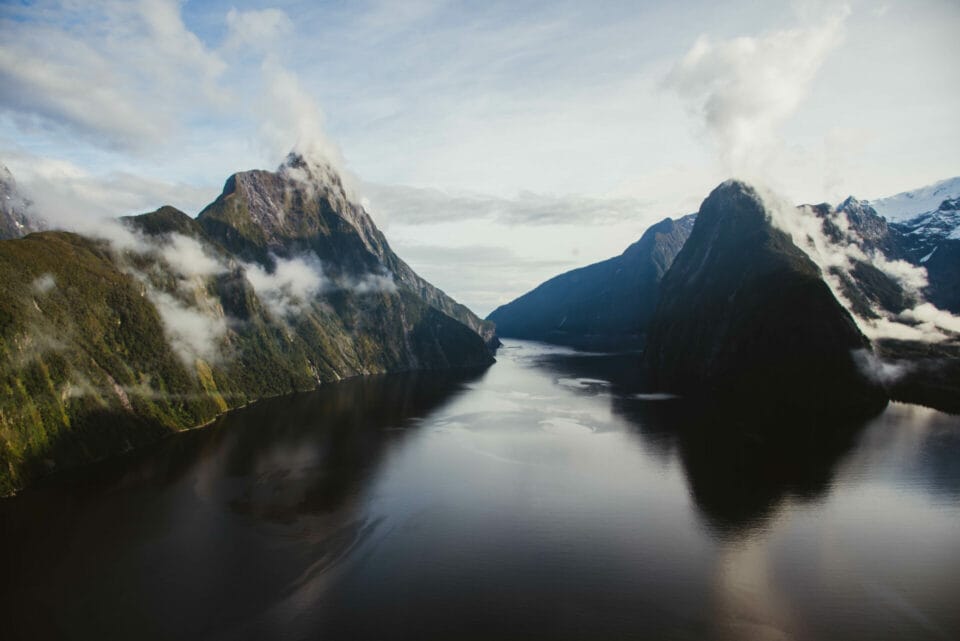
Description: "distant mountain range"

(487, 214), (695, 350)
(492, 176), (960, 414)
(0, 154), (495, 494)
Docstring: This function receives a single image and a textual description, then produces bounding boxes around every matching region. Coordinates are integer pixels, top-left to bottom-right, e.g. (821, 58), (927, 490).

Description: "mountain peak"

(0, 163), (43, 239)
(696, 179), (769, 232)
(645, 179), (884, 418)
(278, 151), (347, 193)
(870, 176), (960, 222)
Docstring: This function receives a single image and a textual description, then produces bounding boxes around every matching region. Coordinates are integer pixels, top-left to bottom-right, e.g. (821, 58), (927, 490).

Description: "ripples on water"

(2, 340), (959, 640)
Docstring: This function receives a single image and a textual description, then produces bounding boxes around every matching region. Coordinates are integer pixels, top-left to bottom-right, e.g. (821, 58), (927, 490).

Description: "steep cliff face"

(0, 164), (44, 240)
(487, 214), (694, 350)
(0, 157), (494, 494)
(198, 153), (498, 346)
(644, 181), (886, 418)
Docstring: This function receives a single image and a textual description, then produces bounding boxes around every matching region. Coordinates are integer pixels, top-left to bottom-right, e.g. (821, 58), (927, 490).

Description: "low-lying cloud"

(242, 252), (400, 319)
(362, 182), (654, 228)
(853, 349), (911, 386)
(145, 287), (228, 365)
(243, 254), (328, 318)
(757, 186), (960, 343)
(6, 151), (216, 227)
(31, 273), (56, 295)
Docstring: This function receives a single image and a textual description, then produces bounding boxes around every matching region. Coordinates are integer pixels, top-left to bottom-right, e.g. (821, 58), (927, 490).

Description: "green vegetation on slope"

(0, 169), (494, 493)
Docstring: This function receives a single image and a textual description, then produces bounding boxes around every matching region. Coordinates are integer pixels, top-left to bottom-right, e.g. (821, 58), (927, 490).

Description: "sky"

(1, 0), (958, 316)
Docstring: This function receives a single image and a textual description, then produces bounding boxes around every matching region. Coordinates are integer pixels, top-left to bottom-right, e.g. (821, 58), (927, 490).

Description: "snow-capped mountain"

(888, 197), (960, 263)
(868, 176), (960, 222)
(832, 178), (960, 314)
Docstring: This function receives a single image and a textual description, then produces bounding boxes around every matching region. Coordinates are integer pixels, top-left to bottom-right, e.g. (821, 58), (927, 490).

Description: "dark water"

(2, 340), (960, 641)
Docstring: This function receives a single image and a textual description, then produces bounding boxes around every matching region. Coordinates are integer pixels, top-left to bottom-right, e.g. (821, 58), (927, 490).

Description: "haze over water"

(3, 340), (959, 641)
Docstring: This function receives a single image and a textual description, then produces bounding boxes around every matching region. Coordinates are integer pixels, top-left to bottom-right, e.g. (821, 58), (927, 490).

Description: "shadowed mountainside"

(644, 180), (887, 419)
(487, 214), (694, 350)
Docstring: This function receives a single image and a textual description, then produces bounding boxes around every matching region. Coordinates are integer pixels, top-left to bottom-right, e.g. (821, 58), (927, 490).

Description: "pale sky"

(1, 0), (958, 315)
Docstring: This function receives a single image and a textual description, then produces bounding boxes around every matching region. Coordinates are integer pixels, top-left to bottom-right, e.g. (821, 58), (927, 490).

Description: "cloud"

(243, 253), (328, 318)
(157, 233), (226, 278)
(897, 303), (960, 335)
(0, 0), (227, 151)
(71, 218), (233, 365)
(853, 348), (911, 385)
(349, 270), (398, 294)
(242, 251), (401, 318)
(223, 7), (294, 53)
(145, 287), (228, 365)
(362, 182), (655, 227)
(3, 151), (217, 226)
(255, 55), (345, 173)
(756, 184), (960, 343)
(31, 273), (56, 295)
(664, 7), (849, 174)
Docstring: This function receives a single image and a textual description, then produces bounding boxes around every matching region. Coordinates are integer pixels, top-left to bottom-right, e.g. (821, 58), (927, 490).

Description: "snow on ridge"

(868, 176), (960, 222)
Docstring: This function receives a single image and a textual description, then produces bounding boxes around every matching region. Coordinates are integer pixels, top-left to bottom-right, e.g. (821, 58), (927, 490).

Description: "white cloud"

(159, 234), (225, 278)
(0, 0), (227, 150)
(146, 287), (228, 365)
(256, 56), (345, 172)
(362, 182), (655, 227)
(31, 273), (56, 295)
(224, 7), (294, 53)
(348, 270), (398, 295)
(4, 151), (217, 226)
(756, 184), (960, 344)
(665, 7), (849, 175)
(244, 253), (328, 318)
(852, 348), (911, 385)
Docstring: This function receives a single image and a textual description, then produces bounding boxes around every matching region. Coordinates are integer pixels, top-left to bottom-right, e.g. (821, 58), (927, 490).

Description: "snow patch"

(869, 176), (960, 222)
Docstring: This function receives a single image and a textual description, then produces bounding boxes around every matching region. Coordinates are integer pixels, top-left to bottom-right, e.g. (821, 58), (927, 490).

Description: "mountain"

(486, 214), (695, 350)
(197, 154), (498, 347)
(816, 198), (916, 320)
(824, 188), (960, 314)
(644, 180), (886, 418)
(854, 177), (960, 312)
(0, 164), (44, 240)
(868, 176), (960, 222)
(0, 154), (494, 494)
(886, 197), (960, 313)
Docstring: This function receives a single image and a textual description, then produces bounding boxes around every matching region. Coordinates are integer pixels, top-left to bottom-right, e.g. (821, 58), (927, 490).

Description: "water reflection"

(525, 345), (873, 537)
(0, 369), (486, 641)
(1, 341), (958, 641)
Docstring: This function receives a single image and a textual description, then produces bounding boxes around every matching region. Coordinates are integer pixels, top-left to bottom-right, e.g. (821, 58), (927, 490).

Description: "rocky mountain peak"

(833, 195), (891, 253)
(0, 163), (43, 240)
(939, 197), (959, 212)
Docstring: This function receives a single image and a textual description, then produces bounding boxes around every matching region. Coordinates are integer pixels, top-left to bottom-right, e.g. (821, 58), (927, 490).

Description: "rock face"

(0, 164), (43, 240)
(198, 153), (498, 346)
(849, 177), (960, 313)
(885, 197), (960, 313)
(487, 214), (694, 350)
(644, 181), (886, 417)
(0, 155), (494, 494)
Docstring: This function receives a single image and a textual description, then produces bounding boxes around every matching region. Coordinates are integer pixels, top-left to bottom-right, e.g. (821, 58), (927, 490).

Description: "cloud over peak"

(665, 6), (850, 176)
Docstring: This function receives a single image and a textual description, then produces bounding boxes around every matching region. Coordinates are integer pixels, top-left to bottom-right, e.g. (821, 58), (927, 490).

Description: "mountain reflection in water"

(2, 340), (958, 641)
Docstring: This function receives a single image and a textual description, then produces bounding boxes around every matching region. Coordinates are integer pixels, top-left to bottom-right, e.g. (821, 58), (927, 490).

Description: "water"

(2, 340), (959, 640)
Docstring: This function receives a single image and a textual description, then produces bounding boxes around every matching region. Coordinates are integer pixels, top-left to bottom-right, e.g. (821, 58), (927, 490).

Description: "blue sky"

(1, 0), (958, 314)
